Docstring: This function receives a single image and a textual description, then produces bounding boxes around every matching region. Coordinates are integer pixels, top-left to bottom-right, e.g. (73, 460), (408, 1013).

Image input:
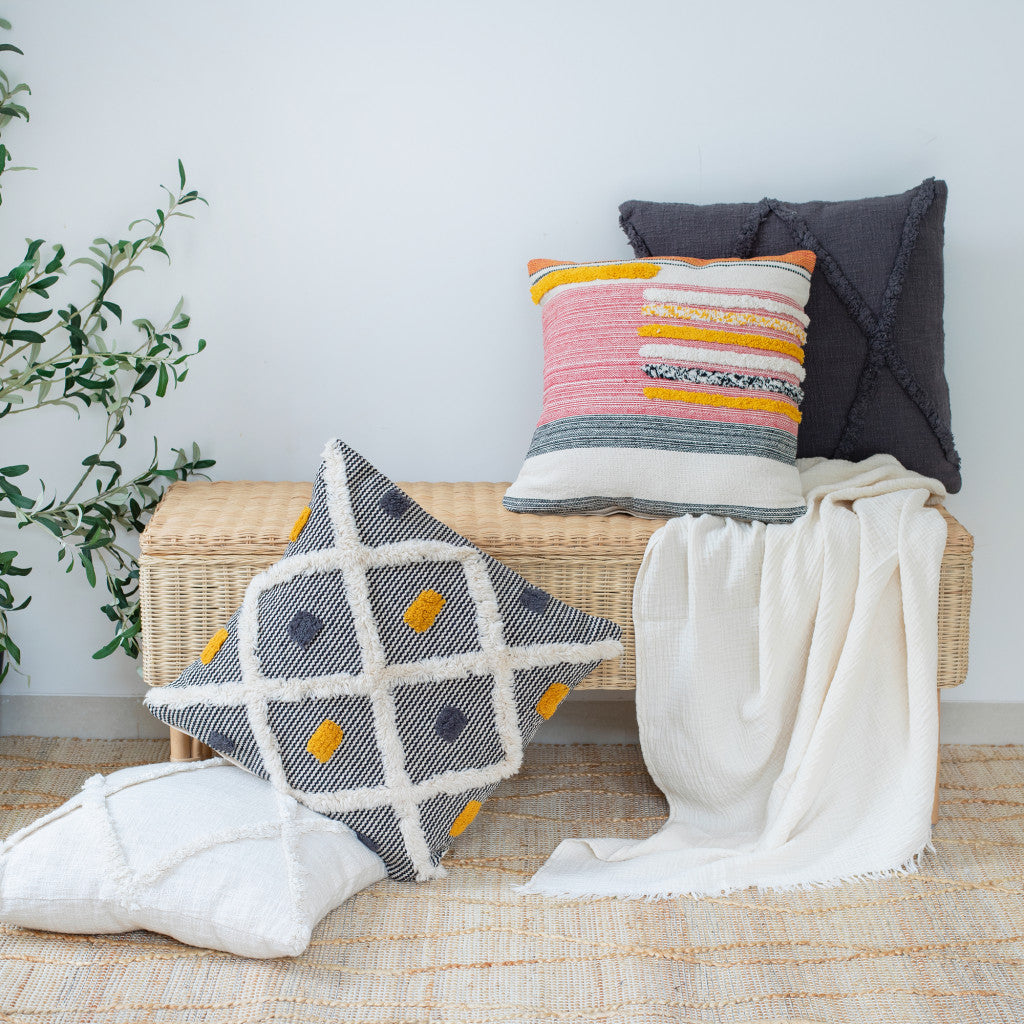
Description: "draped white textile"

(523, 456), (947, 898)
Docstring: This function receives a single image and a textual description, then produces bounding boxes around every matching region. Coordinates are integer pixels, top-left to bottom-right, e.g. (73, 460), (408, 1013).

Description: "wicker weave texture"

(140, 481), (973, 700)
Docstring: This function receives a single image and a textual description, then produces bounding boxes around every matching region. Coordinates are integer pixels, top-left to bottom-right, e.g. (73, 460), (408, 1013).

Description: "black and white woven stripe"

(256, 568), (363, 680)
(146, 440), (622, 881)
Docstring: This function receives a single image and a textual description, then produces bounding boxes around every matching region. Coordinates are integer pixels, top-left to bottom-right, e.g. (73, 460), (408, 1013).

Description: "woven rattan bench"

(140, 481), (974, 819)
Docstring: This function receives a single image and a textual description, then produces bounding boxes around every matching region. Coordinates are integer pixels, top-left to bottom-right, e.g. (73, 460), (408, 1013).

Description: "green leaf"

(0, 551), (32, 578)
(0, 278), (21, 308)
(44, 245), (65, 274)
(3, 329), (44, 344)
(33, 516), (63, 538)
(0, 486), (33, 509)
(15, 309), (50, 323)
(0, 465), (29, 477)
(132, 365), (157, 392)
(92, 633), (124, 659)
(0, 44), (25, 55)
(68, 256), (102, 271)
(156, 363), (169, 397)
(79, 551), (97, 588)
(178, 159), (186, 190)
(93, 620), (140, 659)
(3, 634), (22, 663)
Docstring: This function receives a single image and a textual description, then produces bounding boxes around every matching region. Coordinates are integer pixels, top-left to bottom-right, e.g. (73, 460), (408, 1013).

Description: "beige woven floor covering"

(1, 737), (1022, 1024)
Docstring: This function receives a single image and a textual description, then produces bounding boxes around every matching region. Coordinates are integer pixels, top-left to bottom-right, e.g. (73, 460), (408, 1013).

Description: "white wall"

(1, 0), (1019, 726)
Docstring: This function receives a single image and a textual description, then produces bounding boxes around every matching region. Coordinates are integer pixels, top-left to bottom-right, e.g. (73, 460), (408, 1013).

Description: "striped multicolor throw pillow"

(503, 251), (817, 522)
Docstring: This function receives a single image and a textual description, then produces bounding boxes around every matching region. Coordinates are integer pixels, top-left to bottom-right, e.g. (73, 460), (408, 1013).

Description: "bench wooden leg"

(932, 691), (941, 826)
(169, 726), (214, 762)
(169, 726), (193, 762)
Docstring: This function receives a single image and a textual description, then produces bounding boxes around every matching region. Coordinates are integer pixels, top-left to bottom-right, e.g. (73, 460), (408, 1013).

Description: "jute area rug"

(1, 737), (1022, 1024)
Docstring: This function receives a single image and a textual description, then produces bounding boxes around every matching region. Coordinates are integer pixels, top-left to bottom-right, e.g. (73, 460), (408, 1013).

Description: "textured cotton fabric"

(0, 759), (386, 958)
(504, 253), (817, 522)
(619, 181), (961, 491)
(523, 455), (947, 898)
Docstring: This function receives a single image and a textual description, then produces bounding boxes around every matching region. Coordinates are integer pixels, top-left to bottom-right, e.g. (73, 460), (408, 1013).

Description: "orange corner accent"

(535, 682), (571, 720)
(449, 799), (483, 837)
(527, 258), (569, 275)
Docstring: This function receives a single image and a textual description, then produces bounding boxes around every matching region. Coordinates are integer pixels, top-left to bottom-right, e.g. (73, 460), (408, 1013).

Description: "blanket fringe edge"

(512, 840), (935, 903)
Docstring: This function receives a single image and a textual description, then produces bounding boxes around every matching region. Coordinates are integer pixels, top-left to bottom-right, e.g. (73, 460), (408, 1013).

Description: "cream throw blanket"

(522, 456), (947, 898)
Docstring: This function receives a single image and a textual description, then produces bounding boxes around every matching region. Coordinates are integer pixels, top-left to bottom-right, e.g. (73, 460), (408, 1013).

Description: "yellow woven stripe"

(200, 629), (229, 665)
(637, 323), (804, 363)
(640, 303), (806, 342)
(536, 682), (571, 720)
(403, 589), (447, 633)
(289, 505), (311, 542)
(643, 385), (802, 423)
(306, 719), (344, 764)
(530, 263), (660, 304)
(449, 799), (483, 837)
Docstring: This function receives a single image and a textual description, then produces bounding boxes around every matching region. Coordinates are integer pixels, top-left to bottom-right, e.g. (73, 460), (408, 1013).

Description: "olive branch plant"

(0, 20), (213, 682)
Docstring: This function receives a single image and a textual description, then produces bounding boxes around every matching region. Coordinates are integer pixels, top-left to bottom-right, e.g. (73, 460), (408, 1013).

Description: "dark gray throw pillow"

(618, 180), (960, 491)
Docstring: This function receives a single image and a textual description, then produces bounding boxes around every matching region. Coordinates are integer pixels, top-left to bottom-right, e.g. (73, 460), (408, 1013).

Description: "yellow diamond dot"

(289, 505), (312, 543)
(200, 629), (229, 665)
(449, 799), (482, 838)
(535, 682), (571, 720)
(403, 589), (447, 633)
(306, 719), (344, 764)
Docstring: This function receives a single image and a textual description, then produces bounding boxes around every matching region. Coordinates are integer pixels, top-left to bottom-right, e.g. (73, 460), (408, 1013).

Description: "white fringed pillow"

(0, 759), (386, 959)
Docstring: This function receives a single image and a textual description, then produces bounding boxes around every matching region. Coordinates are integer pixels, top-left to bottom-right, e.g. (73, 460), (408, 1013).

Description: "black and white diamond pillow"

(145, 440), (622, 880)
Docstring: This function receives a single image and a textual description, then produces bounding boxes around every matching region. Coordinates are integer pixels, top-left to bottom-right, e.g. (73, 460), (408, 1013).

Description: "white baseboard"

(1, 693), (1022, 745)
(535, 696), (1024, 745)
(939, 700), (1024, 744)
(0, 694), (167, 741)
(536, 691), (641, 744)
(539, 697), (1024, 745)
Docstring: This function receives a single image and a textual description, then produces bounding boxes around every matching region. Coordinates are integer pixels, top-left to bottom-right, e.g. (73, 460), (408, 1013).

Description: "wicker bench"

(140, 481), (974, 817)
